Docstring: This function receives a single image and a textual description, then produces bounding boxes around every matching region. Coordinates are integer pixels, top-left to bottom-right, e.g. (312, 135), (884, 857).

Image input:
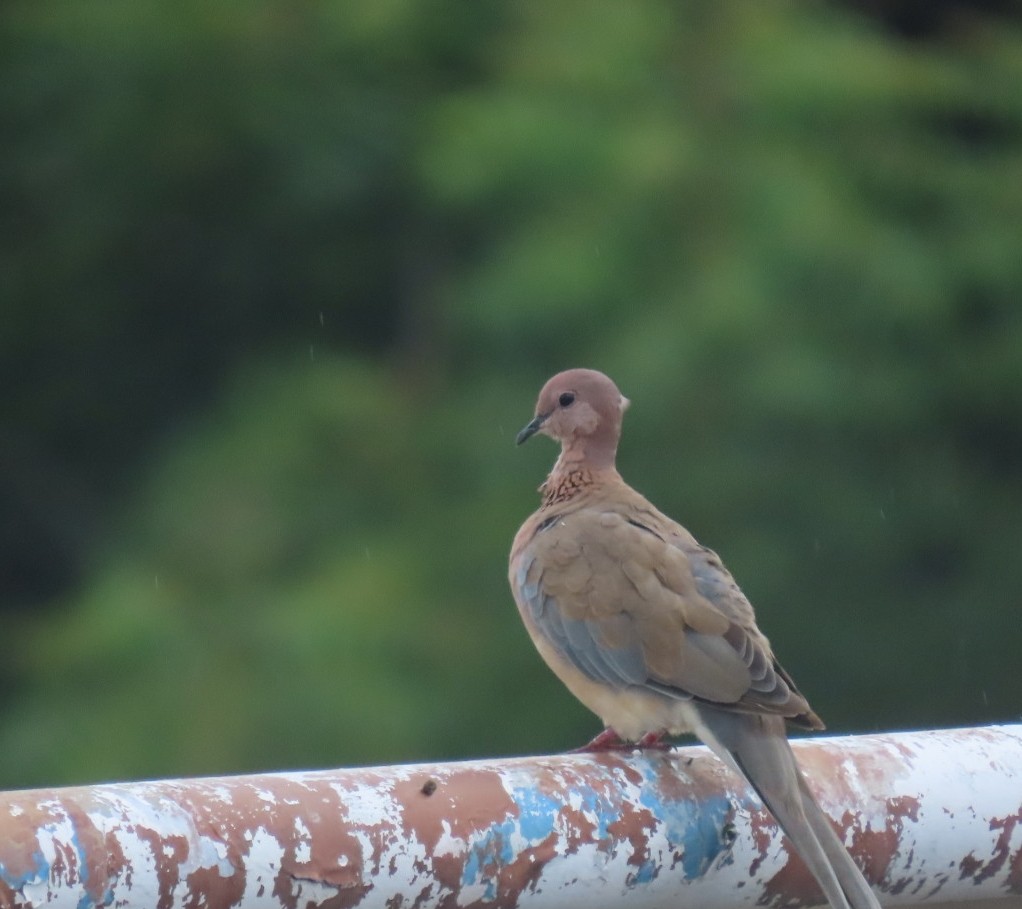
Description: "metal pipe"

(0, 725), (1019, 909)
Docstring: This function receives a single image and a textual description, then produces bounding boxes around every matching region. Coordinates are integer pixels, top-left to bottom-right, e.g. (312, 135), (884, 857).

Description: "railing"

(0, 725), (1020, 909)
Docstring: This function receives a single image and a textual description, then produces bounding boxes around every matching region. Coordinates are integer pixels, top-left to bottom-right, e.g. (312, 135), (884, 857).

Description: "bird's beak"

(515, 412), (548, 445)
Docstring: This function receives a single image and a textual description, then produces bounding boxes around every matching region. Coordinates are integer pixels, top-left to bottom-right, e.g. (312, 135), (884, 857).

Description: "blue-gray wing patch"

(514, 553), (648, 687)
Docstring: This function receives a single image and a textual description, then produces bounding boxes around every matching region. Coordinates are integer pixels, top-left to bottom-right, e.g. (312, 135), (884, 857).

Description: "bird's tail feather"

(795, 771), (881, 909)
(694, 707), (881, 909)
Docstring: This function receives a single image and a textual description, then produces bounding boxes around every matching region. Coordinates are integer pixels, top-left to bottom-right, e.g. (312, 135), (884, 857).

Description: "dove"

(509, 368), (881, 909)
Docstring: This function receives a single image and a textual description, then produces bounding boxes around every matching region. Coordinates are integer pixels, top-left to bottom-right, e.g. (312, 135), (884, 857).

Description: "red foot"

(636, 731), (672, 751)
(571, 728), (627, 752)
(570, 728), (673, 753)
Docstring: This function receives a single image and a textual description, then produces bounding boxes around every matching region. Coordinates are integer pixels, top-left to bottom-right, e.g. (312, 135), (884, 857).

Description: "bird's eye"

(558, 392), (575, 407)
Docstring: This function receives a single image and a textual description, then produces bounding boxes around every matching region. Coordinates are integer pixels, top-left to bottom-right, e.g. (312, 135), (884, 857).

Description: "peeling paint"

(0, 726), (1020, 908)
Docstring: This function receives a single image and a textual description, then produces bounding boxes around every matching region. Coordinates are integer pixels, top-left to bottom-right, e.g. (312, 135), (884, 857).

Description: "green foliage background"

(3, 0), (1021, 787)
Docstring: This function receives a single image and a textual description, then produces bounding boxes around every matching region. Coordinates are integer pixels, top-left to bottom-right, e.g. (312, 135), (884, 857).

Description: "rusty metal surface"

(0, 725), (1019, 909)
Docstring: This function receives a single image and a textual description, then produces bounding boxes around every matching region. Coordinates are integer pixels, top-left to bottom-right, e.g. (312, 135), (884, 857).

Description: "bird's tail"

(694, 707), (881, 909)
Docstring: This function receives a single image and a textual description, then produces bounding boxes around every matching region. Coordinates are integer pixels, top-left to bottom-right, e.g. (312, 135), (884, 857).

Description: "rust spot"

(49, 837), (73, 887)
(890, 739), (918, 767)
(104, 828), (130, 894)
(848, 794), (920, 886)
(394, 767), (515, 855)
(394, 767), (518, 901)
(492, 832), (559, 909)
(0, 879), (17, 909)
(796, 738), (908, 814)
(1, 811), (41, 886)
(972, 808), (1022, 887)
(1007, 829), (1022, 894)
(261, 779), (372, 909)
(63, 800), (115, 906)
(921, 870), (951, 900)
(429, 852), (466, 904)
(747, 805), (774, 877)
(559, 755), (666, 868)
(309, 890), (375, 909)
(185, 864), (245, 909)
(110, 774), (375, 909)
(959, 851), (984, 879)
(648, 751), (701, 800)
(761, 839), (822, 908)
(590, 752), (645, 788)
(606, 805), (657, 870)
(134, 827), (188, 909)
(886, 852), (917, 898)
(558, 795), (599, 857)
(0, 791), (137, 909)
(757, 785), (911, 909)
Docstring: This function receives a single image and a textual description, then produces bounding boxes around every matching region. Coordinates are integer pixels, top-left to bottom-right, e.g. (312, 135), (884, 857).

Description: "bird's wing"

(511, 507), (819, 723)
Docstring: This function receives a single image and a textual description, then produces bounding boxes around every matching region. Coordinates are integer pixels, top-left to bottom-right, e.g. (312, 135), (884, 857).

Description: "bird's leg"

(636, 730), (672, 751)
(571, 728), (673, 753)
(571, 727), (628, 752)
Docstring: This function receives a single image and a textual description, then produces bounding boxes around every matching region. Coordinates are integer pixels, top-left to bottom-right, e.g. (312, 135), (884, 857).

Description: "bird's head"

(516, 368), (630, 469)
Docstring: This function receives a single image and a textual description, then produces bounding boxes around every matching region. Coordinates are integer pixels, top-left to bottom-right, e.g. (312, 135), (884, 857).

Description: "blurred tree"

(0, 0), (500, 608)
(1, 0), (1021, 787)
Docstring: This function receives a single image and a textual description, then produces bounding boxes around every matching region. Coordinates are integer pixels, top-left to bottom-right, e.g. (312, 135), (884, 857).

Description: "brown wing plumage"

(511, 492), (822, 728)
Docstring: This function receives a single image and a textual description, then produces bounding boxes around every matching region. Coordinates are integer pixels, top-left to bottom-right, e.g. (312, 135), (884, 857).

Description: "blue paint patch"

(462, 781), (616, 895)
(570, 786), (615, 842)
(463, 846), (479, 882)
(631, 860), (659, 885)
(74, 883), (117, 909)
(636, 761), (735, 881)
(461, 819), (517, 895)
(71, 828), (90, 885)
(0, 849), (49, 891)
(70, 823), (105, 909)
(511, 785), (563, 843)
(676, 795), (735, 880)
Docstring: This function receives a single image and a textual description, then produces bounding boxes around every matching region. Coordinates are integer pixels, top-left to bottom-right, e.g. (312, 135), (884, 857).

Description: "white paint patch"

(290, 876), (340, 906)
(240, 827), (290, 909)
(434, 818), (466, 857)
(292, 816), (312, 863)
